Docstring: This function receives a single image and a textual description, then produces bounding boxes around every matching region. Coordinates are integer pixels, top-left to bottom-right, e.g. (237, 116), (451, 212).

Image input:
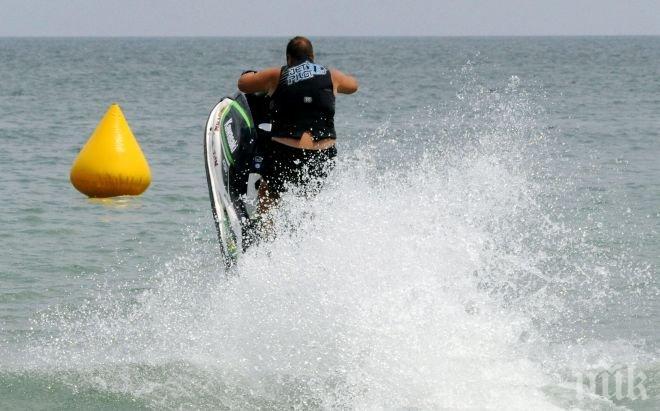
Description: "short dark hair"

(286, 36), (314, 62)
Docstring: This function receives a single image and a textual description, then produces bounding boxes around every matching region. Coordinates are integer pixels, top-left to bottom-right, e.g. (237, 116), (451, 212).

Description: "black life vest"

(270, 60), (336, 140)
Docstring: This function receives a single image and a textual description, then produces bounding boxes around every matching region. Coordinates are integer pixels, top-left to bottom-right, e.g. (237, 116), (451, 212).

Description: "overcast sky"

(1, 0), (659, 37)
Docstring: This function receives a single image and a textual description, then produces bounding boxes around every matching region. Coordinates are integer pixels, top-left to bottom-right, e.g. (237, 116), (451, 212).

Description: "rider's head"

(286, 36), (314, 66)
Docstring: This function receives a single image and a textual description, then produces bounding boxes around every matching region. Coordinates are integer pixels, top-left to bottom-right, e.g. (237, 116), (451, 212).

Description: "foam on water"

(5, 75), (656, 410)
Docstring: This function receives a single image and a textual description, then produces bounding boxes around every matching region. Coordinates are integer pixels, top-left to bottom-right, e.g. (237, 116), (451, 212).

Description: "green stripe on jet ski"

(219, 107), (235, 166)
(219, 100), (253, 166)
(230, 100), (253, 128)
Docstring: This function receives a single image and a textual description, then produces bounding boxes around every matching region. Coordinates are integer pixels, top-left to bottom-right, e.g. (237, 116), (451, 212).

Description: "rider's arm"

(237, 68), (280, 94)
(330, 69), (359, 94)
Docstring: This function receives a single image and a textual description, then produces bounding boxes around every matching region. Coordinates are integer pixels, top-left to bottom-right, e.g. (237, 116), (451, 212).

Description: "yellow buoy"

(70, 104), (151, 198)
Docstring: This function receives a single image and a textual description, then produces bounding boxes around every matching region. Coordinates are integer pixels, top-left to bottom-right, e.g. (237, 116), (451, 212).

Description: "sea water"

(0, 37), (658, 409)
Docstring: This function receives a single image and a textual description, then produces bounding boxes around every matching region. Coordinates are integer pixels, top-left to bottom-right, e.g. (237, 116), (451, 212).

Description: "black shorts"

(262, 141), (337, 196)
